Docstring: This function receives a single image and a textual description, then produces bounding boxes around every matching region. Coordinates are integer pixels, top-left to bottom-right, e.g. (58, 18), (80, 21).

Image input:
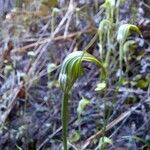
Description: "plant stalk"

(119, 43), (123, 84)
(62, 92), (70, 150)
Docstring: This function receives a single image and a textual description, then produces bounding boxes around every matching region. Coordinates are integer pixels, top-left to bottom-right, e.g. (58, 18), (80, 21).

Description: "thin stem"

(116, 0), (121, 25)
(100, 77), (110, 150)
(62, 92), (70, 150)
(119, 43), (123, 84)
(105, 29), (111, 68)
(94, 0), (99, 12)
(51, 11), (55, 34)
(99, 34), (104, 61)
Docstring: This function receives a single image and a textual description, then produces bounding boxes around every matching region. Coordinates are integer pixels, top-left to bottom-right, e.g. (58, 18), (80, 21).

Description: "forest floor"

(0, 0), (150, 150)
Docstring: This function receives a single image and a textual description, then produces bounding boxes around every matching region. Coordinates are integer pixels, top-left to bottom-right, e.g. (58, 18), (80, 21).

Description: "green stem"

(119, 43), (123, 84)
(62, 92), (70, 150)
(99, 34), (104, 61)
(94, 0), (99, 12)
(116, 0), (121, 25)
(105, 29), (111, 68)
(51, 10), (55, 34)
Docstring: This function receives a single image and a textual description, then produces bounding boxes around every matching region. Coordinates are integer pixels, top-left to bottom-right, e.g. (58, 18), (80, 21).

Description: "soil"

(0, 0), (150, 150)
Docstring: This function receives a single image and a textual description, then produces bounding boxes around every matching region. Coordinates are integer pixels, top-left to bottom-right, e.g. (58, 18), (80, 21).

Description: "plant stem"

(105, 28), (111, 68)
(116, 0), (121, 25)
(119, 43), (123, 84)
(62, 92), (70, 150)
(51, 11), (55, 34)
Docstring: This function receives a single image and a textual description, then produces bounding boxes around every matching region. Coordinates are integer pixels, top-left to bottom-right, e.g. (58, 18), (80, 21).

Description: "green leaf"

(132, 76), (150, 89)
(117, 24), (142, 44)
(77, 97), (90, 116)
(69, 131), (80, 143)
(98, 136), (113, 149)
(95, 82), (106, 91)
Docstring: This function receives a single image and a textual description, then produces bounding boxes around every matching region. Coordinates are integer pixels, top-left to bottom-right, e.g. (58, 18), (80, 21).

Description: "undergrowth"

(0, 0), (149, 150)
(59, 0), (142, 149)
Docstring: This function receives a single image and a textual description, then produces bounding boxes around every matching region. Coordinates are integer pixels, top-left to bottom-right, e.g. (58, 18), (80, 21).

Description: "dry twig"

(81, 103), (143, 150)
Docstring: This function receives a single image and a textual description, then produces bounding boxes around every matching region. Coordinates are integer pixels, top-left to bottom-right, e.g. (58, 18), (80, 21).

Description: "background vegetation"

(0, 0), (150, 149)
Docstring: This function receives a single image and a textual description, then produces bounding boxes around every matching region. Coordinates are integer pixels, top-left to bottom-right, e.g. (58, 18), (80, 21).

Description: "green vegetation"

(59, 51), (106, 150)
(59, 0), (143, 149)
(0, 0), (149, 150)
